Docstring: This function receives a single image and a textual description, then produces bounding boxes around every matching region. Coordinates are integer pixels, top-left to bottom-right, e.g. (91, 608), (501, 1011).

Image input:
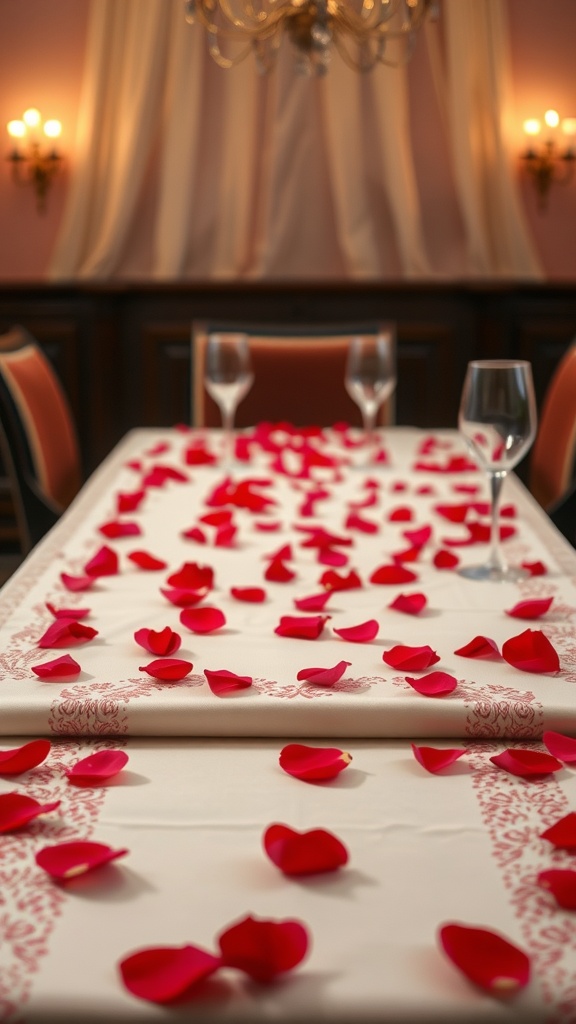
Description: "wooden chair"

(530, 342), (576, 512)
(191, 322), (396, 429)
(0, 325), (82, 553)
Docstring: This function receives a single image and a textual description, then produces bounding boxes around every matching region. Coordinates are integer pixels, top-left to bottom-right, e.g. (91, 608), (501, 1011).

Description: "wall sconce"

(6, 108), (63, 212)
(522, 109), (576, 210)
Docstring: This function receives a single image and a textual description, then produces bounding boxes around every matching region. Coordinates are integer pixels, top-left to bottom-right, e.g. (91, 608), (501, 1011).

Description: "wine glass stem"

(362, 408), (377, 450)
(222, 408), (235, 465)
(487, 469), (507, 572)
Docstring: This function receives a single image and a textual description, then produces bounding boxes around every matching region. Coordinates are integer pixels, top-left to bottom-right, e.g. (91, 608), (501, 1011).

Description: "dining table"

(2, 422), (576, 1024)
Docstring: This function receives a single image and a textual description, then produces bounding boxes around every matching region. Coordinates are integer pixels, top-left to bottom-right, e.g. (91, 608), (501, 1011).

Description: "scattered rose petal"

(263, 823), (348, 875)
(370, 564), (418, 585)
(543, 731), (576, 763)
(405, 672), (458, 697)
(345, 512), (379, 534)
(179, 607), (226, 634)
(117, 489), (145, 513)
(319, 569), (362, 591)
(99, 520), (142, 539)
(36, 840), (129, 879)
(67, 749), (129, 785)
(294, 591), (332, 612)
(46, 603), (90, 620)
(501, 629), (560, 673)
(433, 549), (460, 570)
(0, 792), (60, 832)
(119, 944), (221, 1003)
(31, 654), (81, 680)
(541, 812), (576, 849)
(439, 922), (530, 993)
(274, 615), (328, 640)
(0, 739), (51, 774)
(454, 636), (500, 659)
(134, 627), (181, 656)
(140, 659), (193, 681)
(333, 620), (379, 643)
(296, 661), (351, 687)
(317, 546), (349, 567)
(505, 598), (553, 620)
(128, 551), (167, 571)
(265, 559), (296, 583)
(489, 748), (563, 777)
(37, 620), (98, 649)
(383, 645), (440, 671)
(60, 573), (94, 592)
(84, 545), (119, 578)
(230, 587), (266, 603)
(167, 562), (214, 591)
(182, 526), (207, 544)
(537, 869), (576, 910)
(389, 592), (427, 615)
(204, 669), (253, 695)
(403, 525), (432, 548)
(279, 743), (352, 781)
(199, 510), (233, 527)
(160, 587), (208, 607)
(411, 744), (466, 773)
(218, 915), (309, 982)
(521, 560), (547, 576)
(388, 507), (413, 521)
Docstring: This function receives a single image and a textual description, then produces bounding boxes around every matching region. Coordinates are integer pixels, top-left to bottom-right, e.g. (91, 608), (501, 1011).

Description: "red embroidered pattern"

(48, 676), (206, 735)
(252, 675), (377, 700)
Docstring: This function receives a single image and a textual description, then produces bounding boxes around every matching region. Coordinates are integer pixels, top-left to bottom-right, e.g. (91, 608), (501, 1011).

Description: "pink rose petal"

(134, 627), (182, 656)
(454, 636), (500, 659)
(31, 654), (81, 680)
(537, 869), (576, 910)
(204, 669), (253, 695)
(217, 915), (309, 982)
(84, 545), (119, 577)
(128, 550), (167, 571)
(119, 944), (221, 1003)
(405, 672), (458, 697)
(274, 615), (329, 640)
(383, 645), (440, 671)
(370, 564), (418, 585)
(0, 792), (60, 832)
(60, 573), (94, 592)
(333, 620), (379, 643)
(37, 620), (98, 649)
(263, 823), (348, 875)
(505, 598), (553, 620)
(67, 749), (129, 785)
(46, 603), (90, 620)
(179, 607), (226, 634)
(230, 587), (267, 603)
(411, 744), (466, 773)
(541, 812), (576, 849)
(439, 922), (530, 993)
(296, 661), (351, 687)
(294, 591), (332, 612)
(36, 840), (129, 879)
(0, 739), (51, 774)
(501, 629), (560, 673)
(140, 658), (193, 681)
(279, 743), (352, 781)
(542, 731), (576, 763)
(389, 592), (427, 615)
(489, 748), (563, 777)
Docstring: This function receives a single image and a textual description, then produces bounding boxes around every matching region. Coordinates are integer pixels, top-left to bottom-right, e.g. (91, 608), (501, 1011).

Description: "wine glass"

(458, 359), (537, 582)
(345, 329), (396, 461)
(204, 333), (254, 463)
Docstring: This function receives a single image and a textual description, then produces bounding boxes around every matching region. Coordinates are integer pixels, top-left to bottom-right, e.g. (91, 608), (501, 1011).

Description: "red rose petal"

(217, 915), (309, 982)
(230, 587), (267, 603)
(0, 792), (60, 832)
(521, 560), (547, 576)
(160, 587), (208, 607)
(501, 629), (560, 673)
(31, 654), (82, 680)
(279, 743), (352, 781)
(179, 607), (226, 634)
(167, 562), (214, 591)
(489, 748), (563, 777)
(46, 603), (90, 620)
(505, 598), (553, 620)
(37, 620), (98, 649)
(36, 840), (129, 879)
(389, 592), (427, 615)
(99, 520), (142, 539)
(128, 550), (167, 571)
(204, 669), (253, 695)
(411, 744), (466, 773)
(433, 549), (460, 570)
(370, 564), (418, 585)
(265, 559), (296, 583)
(67, 749), (129, 785)
(383, 645), (440, 671)
(403, 525), (432, 548)
(294, 591), (332, 612)
(134, 627), (182, 656)
(439, 922), (530, 993)
(117, 489), (145, 513)
(542, 730), (576, 763)
(319, 569), (362, 592)
(84, 545), (119, 578)
(345, 512), (379, 534)
(274, 615), (328, 640)
(388, 506), (413, 521)
(317, 547), (349, 567)
(541, 812), (576, 849)
(454, 635), (500, 659)
(140, 659), (193, 681)
(182, 526), (207, 544)
(333, 620), (379, 643)
(263, 823), (348, 875)
(405, 672), (458, 697)
(537, 869), (576, 910)
(60, 573), (94, 592)
(119, 944), (221, 1003)
(296, 661), (351, 687)
(0, 739), (51, 774)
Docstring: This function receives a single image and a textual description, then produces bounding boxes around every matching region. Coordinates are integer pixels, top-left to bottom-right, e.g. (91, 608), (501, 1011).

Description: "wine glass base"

(458, 563), (530, 583)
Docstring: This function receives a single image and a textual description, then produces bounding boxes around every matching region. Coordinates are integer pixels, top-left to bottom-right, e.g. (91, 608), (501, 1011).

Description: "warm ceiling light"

(523, 119), (541, 137)
(22, 107), (42, 129)
(43, 120), (62, 139)
(544, 109), (560, 129)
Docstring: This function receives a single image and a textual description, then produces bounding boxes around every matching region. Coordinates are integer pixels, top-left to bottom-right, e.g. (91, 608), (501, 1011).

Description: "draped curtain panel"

(49, 0), (543, 281)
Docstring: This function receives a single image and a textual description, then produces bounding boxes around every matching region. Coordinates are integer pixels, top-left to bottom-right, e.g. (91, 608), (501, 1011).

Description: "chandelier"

(184, 0), (434, 75)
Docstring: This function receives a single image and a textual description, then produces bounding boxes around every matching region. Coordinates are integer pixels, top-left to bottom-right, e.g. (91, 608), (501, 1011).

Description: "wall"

(0, 0), (575, 281)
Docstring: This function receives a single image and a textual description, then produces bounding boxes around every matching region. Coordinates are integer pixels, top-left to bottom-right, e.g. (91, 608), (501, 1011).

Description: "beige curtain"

(50, 0), (542, 281)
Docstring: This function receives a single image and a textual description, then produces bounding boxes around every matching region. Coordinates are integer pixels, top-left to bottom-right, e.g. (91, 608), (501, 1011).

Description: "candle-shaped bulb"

(22, 108), (41, 129)
(523, 118), (541, 137)
(7, 119), (26, 139)
(43, 119), (62, 139)
(544, 109), (560, 129)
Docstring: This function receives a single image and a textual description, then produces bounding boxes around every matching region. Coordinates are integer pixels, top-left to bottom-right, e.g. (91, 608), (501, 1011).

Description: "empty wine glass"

(458, 359), (537, 582)
(204, 333), (254, 463)
(345, 329), (396, 461)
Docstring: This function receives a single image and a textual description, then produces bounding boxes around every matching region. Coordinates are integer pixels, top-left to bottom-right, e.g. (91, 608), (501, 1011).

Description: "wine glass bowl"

(458, 359), (537, 582)
(204, 333), (254, 460)
(345, 329), (396, 457)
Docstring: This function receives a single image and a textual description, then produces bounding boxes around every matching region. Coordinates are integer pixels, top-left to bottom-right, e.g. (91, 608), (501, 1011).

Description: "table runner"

(1, 425), (575, 740)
